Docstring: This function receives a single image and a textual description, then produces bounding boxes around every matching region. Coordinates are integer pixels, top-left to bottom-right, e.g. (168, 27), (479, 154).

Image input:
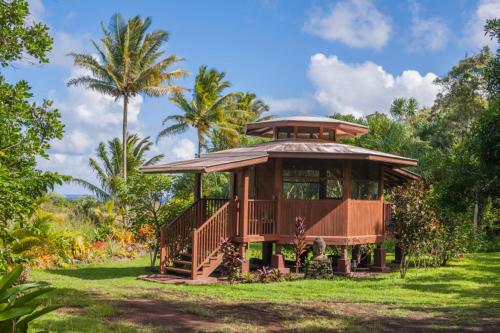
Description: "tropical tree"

(0, 0), (64, 272)
(157, 66), (239, 157)
(73, 134), (163, 201)
(68, 13), (186, 180)
(210, 92), (271, 151)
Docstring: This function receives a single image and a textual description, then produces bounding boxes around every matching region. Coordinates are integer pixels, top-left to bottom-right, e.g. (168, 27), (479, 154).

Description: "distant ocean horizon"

(62, 194), (95, 200)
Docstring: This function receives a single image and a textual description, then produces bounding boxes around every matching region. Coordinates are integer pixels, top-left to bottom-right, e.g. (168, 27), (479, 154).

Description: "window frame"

(282, 159), (344, 200)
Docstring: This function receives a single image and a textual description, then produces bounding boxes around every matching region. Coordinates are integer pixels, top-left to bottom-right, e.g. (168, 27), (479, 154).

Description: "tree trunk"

(122, 94), (129, 180)
(473, 193), (479, 232)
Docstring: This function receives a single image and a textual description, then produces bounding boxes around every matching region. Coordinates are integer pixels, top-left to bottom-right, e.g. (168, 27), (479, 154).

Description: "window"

(283, 159), (343, 200)
(321, 128), (335, 141)
(351, 161), (380, 200)
(297, 127), (320, 139)
(276, 126), (295, 139)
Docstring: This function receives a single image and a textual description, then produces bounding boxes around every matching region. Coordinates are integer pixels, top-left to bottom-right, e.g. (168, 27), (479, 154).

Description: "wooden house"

(141, 116), (418, 279)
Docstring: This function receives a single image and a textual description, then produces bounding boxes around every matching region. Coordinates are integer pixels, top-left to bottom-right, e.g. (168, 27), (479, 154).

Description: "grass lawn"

(29, 252), (500, 332)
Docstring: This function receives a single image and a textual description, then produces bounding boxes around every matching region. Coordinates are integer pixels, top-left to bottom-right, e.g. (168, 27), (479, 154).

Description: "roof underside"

(140, 140), (417, 175)
(245, 116), (368, 138)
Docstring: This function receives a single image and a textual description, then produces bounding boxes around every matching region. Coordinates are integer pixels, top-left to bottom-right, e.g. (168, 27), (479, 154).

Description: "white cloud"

(263, 96), (315, 115)
(26, 0), (45, 23)
(307, 53), (440, 117)
(464, 0), (500, 49)
(172, 139), (195, 160)
(50, 31), (90, 68)
(304, 0), (391, 50)
(409, 3), (448, 51)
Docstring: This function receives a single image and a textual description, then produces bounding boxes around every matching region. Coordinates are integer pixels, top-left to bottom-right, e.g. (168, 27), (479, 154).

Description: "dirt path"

(111, 297), (499, 333)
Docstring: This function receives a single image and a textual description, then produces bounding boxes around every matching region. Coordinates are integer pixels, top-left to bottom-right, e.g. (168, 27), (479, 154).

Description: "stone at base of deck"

(138, 274), (219, 285)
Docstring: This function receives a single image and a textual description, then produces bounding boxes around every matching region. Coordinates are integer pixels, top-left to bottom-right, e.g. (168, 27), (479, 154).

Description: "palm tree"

(67, 13), (186, 180)
(157, 66), (238, 157)
(73, 134), (164, 201)
(210, 92), (271, 150)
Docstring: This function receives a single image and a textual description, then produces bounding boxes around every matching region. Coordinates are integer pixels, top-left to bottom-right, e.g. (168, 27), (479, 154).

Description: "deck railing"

(383, 201), (393, 234)
(192, 199), (234, 274)
(160, 198), (227, 270)
(248, 199), (277, 236)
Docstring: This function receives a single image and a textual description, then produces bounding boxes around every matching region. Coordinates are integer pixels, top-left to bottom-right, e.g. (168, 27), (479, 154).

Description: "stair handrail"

(192, 199), (234, 273)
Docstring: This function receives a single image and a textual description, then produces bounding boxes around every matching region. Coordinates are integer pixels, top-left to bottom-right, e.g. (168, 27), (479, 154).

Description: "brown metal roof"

(383, 167), (420, 185)
(140, 153), (268, 174)
(207, 140), (417, 166)
(141, 140), (417, 174)
(246, 115), (368, 138)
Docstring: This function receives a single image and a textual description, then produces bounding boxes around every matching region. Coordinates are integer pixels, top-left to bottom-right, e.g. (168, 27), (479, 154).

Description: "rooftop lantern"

(245, 115), (369, 142)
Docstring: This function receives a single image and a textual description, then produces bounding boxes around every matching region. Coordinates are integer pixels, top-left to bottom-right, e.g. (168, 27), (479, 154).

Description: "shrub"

(219, 238), (245, 284)
(292, 216), (307, 274)
(0, 266), (60, 333)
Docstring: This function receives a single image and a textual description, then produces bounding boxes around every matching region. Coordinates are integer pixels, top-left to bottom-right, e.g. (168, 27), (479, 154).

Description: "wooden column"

(194, 173), (202, 200)
(160, 229), (167, 274)
(371, 243), (388, 272)
(335, 245), (351, 275)
(343, 161), (352, 237)
(240, 243), (250, 273)
(262, 242), (273, 266)
(238, 168), (249, 240)
(274, 159), (283, 239)
(379, 165), (385, 236)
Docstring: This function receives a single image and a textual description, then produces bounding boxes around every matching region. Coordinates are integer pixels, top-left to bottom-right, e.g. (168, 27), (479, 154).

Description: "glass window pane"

(326, 179), (343, 199)
(277, 126), (295, 139)
(297, 127), (320, 139)
(351, 161), (380, 200)
(322, 128), (335, 141)
(283, 182), (320, 199)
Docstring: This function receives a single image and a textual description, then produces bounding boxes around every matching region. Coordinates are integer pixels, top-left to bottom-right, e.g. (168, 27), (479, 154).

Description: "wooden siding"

(279, 199), (347, 237)
(348, 200), (383, 236)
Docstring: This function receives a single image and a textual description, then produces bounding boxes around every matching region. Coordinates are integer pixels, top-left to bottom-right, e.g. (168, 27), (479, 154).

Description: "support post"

(194, 173), (202, 200)
(262, 242), (273, 266)
(160, 228), (167, 274)
(238, 169), (249, 240)
(191, 228), (198, 279)
(371, 243), (389, 272)
(274, 159), (283, 236)
(239, 243), (250, 273)
(335, 245), (351, 275)
(392, 244), (403, 264)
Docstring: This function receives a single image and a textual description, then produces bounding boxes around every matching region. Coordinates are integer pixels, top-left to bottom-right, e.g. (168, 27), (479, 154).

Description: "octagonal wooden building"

(141, 115), (418, 279)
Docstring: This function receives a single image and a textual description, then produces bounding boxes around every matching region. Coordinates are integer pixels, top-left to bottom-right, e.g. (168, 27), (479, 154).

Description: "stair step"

(164, 267), (191, 276)
(173, 259), (192, 266)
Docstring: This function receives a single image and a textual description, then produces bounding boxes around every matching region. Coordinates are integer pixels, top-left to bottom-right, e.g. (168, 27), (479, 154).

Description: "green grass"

(29, 253), (500, 332)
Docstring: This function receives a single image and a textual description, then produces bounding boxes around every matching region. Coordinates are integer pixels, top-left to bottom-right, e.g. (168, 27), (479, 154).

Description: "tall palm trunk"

(122, 95), (129, 180)
(197, 130), (203, 158)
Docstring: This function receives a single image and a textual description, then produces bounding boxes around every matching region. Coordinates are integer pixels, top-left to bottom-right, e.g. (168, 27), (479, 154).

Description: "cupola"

(245, 115), (368, 142)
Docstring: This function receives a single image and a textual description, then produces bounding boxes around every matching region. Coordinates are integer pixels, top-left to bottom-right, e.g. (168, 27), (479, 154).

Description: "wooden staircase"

(160, 198), (235, 280)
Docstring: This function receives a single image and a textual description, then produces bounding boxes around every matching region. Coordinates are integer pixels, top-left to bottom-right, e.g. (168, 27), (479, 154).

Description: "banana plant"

(0, 265), (60, 333)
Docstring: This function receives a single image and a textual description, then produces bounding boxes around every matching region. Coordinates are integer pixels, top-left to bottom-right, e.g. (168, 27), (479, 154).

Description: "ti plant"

(0, 265), (60, 333)
(293, 216), (307, 274)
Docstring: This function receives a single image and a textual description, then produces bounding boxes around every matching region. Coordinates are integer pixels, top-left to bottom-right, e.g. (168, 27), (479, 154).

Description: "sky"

(6, 0), (500, 195)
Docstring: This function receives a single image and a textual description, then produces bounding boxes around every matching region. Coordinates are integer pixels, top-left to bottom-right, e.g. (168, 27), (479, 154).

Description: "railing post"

(160, 228), (167, 274)
(191, 228), (198, 280)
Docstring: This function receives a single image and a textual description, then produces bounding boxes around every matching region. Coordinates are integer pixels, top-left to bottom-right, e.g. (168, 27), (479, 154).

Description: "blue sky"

(7, 0), (499, 194)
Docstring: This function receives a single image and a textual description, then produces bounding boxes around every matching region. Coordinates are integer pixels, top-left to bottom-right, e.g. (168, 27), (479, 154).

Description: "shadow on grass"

(111, 296), (499, 333)
(46, 265), (148, 280)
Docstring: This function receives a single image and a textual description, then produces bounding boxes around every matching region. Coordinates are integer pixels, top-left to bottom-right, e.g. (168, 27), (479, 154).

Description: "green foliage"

(158, 65), (239, 156)
(0, 265), (59, 333)
(390, 181), (438, 278)
(121, 173), (173, 268)
(304, 260), (333, 279)
(73, 134), (163, 201)
(0, 0), (52, 66)
(484, 18), (500, 99)
(0, 0), (64, 272)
